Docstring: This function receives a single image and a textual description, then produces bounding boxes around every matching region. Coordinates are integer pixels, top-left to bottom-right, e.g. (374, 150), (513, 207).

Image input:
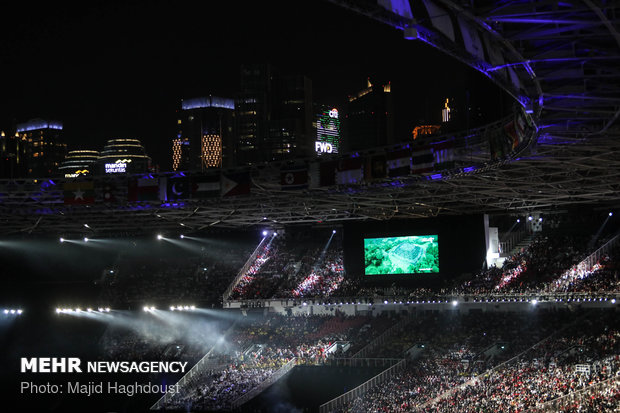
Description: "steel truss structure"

(0, 0), (619, 236)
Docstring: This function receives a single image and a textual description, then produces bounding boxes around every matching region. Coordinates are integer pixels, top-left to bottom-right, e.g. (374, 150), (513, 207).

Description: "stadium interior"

(2, 1), (620, 412)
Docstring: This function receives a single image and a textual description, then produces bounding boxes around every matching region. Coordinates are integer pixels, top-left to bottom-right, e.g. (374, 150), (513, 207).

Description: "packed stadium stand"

(2, 0), (620, 411)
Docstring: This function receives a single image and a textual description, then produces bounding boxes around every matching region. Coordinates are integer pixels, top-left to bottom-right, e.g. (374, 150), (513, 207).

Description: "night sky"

(1, 0), (508, 170)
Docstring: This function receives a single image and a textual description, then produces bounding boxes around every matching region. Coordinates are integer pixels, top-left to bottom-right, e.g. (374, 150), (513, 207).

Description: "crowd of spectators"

(229, 230), (347, 300)
(160, 312), (402, 410)
(334, 309), (619, 413)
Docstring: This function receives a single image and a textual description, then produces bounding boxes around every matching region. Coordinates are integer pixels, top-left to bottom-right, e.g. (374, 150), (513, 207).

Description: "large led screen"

(364, 235), (439, 275)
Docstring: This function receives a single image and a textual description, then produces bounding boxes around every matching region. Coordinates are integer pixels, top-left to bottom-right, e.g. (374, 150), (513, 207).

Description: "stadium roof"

(1, 0), (619, 236)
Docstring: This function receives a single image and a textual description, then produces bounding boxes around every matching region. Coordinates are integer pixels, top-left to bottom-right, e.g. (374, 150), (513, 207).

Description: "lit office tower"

(344, 79), (394, 152)
(442, 98), (452, 123)
(171, 137), (190, 171)
(95, 138), (151, 175)
(15, 118), (67, 177)
(314, 106), (341, 156)
(235, 64), (312, 165)
(0, 130), (29, 178)
(175, 95), (235, 171)
(58, 150), (99, 178)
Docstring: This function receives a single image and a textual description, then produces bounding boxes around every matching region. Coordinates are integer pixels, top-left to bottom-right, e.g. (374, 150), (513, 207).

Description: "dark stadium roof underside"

(1, 0), (620, 236)
(1, 134), (619, 237)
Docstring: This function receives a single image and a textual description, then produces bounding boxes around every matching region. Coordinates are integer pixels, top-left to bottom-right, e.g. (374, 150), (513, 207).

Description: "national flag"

(163, 177), (191, 200)
(336, 157), (364, 185)
(411, 145), (434, 174)
(280, 167), (308, 190)
(386, 148), (412, 177)
(192, 174), (221, 198)
(364, 155), (387, 181)
(128, 177), (160, 202)
(432, 140), (455, 170)
(221, 172), (250, 197)
(63, 181), (95, 204)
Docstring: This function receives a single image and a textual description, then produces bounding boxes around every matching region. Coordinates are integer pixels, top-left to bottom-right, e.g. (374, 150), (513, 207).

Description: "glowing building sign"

(315, 141), (334, 153)
(105, 159), (131, 173)
(316, 107), (340, 155)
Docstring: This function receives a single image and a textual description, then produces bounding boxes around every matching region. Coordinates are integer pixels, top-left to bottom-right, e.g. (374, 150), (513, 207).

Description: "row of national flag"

(61, 142), (464, 204)
(279, 144), (443, 189)
(62, 172), (251, 205)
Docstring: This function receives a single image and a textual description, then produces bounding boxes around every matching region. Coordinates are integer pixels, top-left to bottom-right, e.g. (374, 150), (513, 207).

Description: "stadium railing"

(150, 319), (239, 410)
(352, 314), (414, 359)
(229, 357), (297, 409)
(222, 235), (269, 301)
(318, 358), (406, 413)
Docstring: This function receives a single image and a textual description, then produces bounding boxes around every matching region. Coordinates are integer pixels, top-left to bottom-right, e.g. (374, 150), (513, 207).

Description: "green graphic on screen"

(364, 235), (439, 275)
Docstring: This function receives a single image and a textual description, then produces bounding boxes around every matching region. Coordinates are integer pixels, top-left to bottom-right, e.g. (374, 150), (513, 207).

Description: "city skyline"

(1, 0), (509, 172)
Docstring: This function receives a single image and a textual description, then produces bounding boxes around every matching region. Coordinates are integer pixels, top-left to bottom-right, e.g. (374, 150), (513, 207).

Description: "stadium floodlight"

(157, 234), (163, 240)
(56, 308), (61, 314)
(531, 299), (538, 305)
(539, 217), (543, 222)
(190, 305), (195, 310)
(59, 237), (65, 243)
(612, 299), (616, 304)
(84, 224), (90, 228)
(180, 235), (185, 239)
(262, 230), (268, 236)
(273, 231), (277, 236)
(452, 300), (458, 306)
(105, 307), (110, 312)
(10, 310), (15, 314)
(610, 212), (614, 217)
(143, 306), (149, 312)
(516, 219), (520, 223)
(17, 309), (22, 314)
(3, 309), (8, 314)
(170, 306), (175, 311)
(332, 230), (336, 234)
(528, 216), (533, 221)
(87, 308), (92, 312)
(84, 237), (89, 242)
(150, 306), (155, 311)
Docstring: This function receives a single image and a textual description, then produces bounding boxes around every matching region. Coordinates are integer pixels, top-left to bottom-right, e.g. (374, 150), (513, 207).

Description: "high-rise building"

(442, 98), (452, 123)
(235, 64), (312, 165)
(344, 79), (394, 152)
(95, 138), (151, 175)
(174, 96), (235, 171)
(58, 150), (99, 178)
(14, 118), (67, 177)
(0, 130), (30, 178)
(314, 106), (341, 156)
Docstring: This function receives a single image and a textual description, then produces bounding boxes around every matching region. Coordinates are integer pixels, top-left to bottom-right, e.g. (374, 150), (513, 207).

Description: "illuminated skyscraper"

(14, 118), (67, 177)
(58, 150), (99, 178)
(442, 98), (452, 123)
(95, 138), (151, 175)
(314, 106), (341, 156)
(174, 95), (234, 171)
(0, 130), (29, 178)
(344, 79), (394, 151)
(235, 64), (312, 165)
(171, 137), (190, 171)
